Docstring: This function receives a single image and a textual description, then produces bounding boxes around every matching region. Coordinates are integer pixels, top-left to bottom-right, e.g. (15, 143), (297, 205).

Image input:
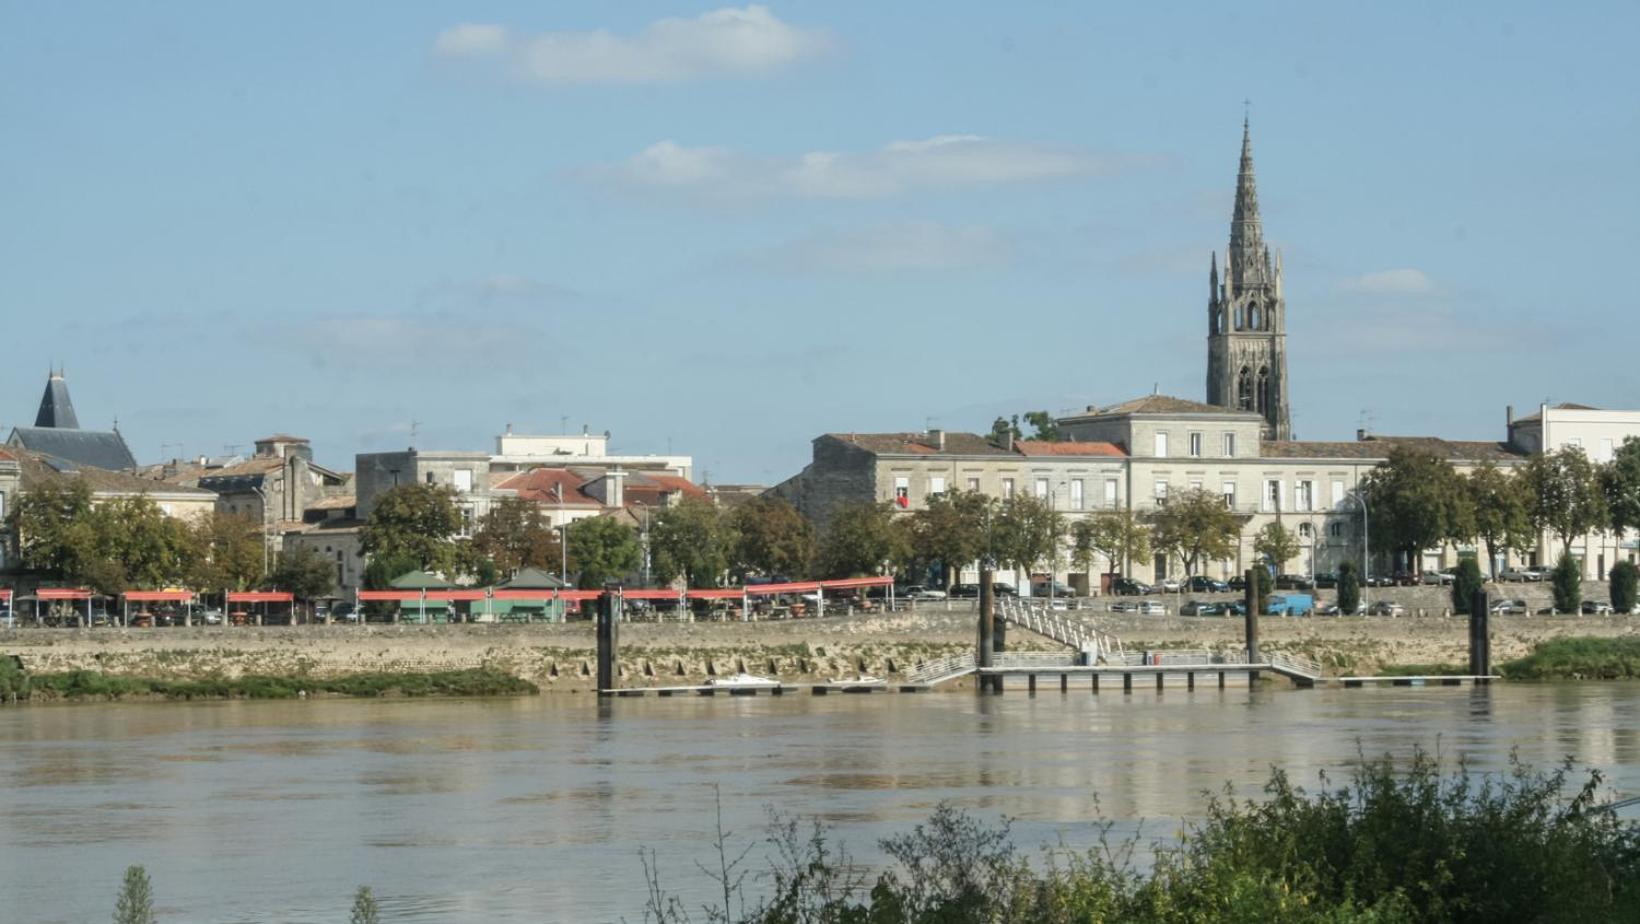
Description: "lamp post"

(1341, 489), (1371, 611)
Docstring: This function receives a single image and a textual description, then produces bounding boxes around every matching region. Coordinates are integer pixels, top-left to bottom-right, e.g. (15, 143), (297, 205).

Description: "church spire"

(1229, 116), (1268, 287)
(34, 369), (81, 429)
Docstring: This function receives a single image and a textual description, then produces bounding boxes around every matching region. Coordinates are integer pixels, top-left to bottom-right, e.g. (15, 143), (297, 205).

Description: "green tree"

(1611, 560), (1638, 615)
(1360, 447), (1473, 573)
(905, 489), (993, 587)
(190, 512), (266, 591)
(1021, 411), (1060, 442)
(817, 500), (908, 579)
(1452, 557), (1485, 615)
(470, 496), (560, 577)
(1337, 560), (1361, 615)
(112, 865), (155, 924)
(728, 496), (814, 580)
(1524, 446), (1608, 552)
(8, 480), (98, 581)
(1468, 463), (1532, 578)
(268, 546), (335, 601)
(87, 495), (200, 593)
(1074, 509), (1151, 577)
(1551, 553), (1582, 614)
(988, 415), (1021, 446)
(362, 549), (420, 590)
(1150, 488), (1241, 577)
(649, 497), (735, 587)
(360, 483), (463, 573)
(350, 886), (380, 924)
(1601, 437), (1640, 548)
(990, 494), (1063, 576)
(564, 515), (641, 588)
(1253, 521), (1301, 574)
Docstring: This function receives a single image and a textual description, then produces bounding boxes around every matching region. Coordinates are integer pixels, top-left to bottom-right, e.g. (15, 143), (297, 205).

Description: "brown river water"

(2, 684), (1638, 923)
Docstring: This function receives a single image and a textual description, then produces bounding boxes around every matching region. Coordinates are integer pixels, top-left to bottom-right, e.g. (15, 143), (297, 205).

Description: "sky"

(3, 2), (1637, 485)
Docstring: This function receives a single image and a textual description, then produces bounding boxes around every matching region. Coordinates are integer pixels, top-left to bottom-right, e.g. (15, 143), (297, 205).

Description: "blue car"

(1265, 593), (1315, 616)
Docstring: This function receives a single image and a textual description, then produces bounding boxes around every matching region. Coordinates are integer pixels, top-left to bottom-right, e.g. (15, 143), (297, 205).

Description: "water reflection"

(1, 685), (1638, 923)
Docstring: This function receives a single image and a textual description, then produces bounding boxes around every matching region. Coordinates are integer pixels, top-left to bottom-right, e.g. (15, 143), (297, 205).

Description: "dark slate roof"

(8, 427), (137, 470)
(822, 432), (1016, 456)
(34, 373), (79, 429)
(1261, 437), (1526, 462)
(12, 449), (213, 496)
(1062, 395), (1257, 420)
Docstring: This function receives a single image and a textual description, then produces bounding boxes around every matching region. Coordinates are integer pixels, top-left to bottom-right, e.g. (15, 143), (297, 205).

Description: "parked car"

(1156, 577), (1183, 593)
(1265, 593), (1315, 616)
(1181, 600), (1240, 616)
(1368, 600), (1408, 617)
(1136, 601), (1169, 616)
(1391, 571), (1420, 587)
(1500, 567), (1545, 582)
(1275, 574), (1315, 590)
(905, 586), (948, 600)
(1108, 601), (1140, 614)
(1312, 572), (1339, 589)
(991, 582), (1018, 597)
(1420, 570), (1456, 586)
(1226, 575), (1248, 591)
(948, 583), (980, 598)
(1186, 576), (1229, 593)
(1111, 577), (1152, 596)
(1581, 600), (1615, 616)
(1365, 574), (1395, 588)
(1030, 581), (1075, 598)
(1317, 601), (1366, 616)
(1489, 599), (1529, 615)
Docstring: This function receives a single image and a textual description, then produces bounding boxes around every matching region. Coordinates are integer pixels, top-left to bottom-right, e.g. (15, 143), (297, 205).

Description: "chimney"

(1506, 405), (1514, 427)
(1003, 430), (1014, 452)
(1356, 428), (1367, 442)
(928, 427), (945, 451)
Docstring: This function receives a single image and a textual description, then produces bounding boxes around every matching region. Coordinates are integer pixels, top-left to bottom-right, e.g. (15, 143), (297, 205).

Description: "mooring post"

(978, 567), (995, 692)
(597, 582), (622, 695)
(1469, 589), (1490, 678)
(1243, 568), (1260, 664)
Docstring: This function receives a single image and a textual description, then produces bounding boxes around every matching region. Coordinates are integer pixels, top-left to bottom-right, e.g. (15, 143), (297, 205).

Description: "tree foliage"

(1072, 509), (1151, 576)
(1021, 410), (1060, 442)
(817, 500), (907, 578)
(1337, 560), (1361, 615)
(904, 489), (993, 586)
(564, 515), (642, 589)
(350, 886), (380, 924)
(728, 496), (813, 580)
(990, 494), (1063, 573)
(1611, 560), (1638, 616)
(269, 545), (334, 601)
(1360, 447), (1473, 571)
(362, 549), (420, 591)
(1524, 447), (1607, 550)
(1551, 554), (1583, 614)
(1150, 488), (1241, 576)
(8, 483), (199, 594)
(649, 497), (735, 588)
(1467, 463), (1532, 577)
(360, 484), (463, 573)
(1601, 437), (1640, 543)
(112, 865), (155, 924)
(470, 496), (560, 577)
(190, 512), (265, 591)
(1452, 557), (1484, 615)
(1253, 521), (1301, 573)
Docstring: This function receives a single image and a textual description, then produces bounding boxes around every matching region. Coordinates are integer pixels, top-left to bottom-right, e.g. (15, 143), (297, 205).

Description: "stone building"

(7, 371), (138, 471)
(354, 448), (493, 536)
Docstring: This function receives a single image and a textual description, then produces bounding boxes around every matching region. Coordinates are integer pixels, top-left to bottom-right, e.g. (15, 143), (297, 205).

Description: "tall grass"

(21, 667), (536, 701)
(1501, 637), (1640, 680)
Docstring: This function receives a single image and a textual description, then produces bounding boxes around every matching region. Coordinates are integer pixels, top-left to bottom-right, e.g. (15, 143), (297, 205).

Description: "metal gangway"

(995, 596), (1125, 661)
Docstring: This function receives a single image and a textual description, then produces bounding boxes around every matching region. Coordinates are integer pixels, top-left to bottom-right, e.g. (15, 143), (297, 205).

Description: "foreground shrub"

(1611, 560), (1638, 615)
(1552, 554), (1582, 614)
(1501, 637), (1640, 680)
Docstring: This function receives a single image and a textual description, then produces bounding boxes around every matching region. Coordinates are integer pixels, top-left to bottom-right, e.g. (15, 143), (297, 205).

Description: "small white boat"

(707, 673), (780, 689)
(829, 675), (884, 686)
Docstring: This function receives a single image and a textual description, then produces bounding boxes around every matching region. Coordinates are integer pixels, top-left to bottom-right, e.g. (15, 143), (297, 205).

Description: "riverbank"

(5, 607), (1639, 697)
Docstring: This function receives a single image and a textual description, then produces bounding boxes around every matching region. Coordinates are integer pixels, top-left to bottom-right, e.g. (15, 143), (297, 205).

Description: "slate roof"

(1064, 395), (1254, 419)
(1015, 440), (1126, 458)
(823, 432), (1015, 456)
(1261, 437), (1526, 463)
(34, 373), (79, 429)
(8, 427), (138, 471)
(12, 449), (214, 496)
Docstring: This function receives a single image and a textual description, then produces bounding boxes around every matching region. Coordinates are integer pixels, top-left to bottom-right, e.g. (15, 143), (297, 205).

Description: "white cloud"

(742, 221), (1014, 273)
(586, 135), (1127, 202)
(1338, 268), (1436, 296)
(432, 6), (831, 85)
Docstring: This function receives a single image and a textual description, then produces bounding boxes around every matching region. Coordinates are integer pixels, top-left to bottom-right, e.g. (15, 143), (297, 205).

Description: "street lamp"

(1340, 489), (1371, 611)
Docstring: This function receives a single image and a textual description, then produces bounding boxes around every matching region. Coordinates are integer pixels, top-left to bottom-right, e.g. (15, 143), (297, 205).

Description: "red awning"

(37, 588), (93, 600)
(686, 589), (744, 600)
(619, 589), (687, 600)
(745, 581), (821, 596)
(122, 591), (197, 603)
(226, 591), (294, 603)
(818, 576), (894, 590)
(0, 589), (11, 602)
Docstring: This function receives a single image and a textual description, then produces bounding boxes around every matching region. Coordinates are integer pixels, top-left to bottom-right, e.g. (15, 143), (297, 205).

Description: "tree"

(1611, 560), (1638, 616)
(1337, 561), (1361, 615)
(350, 886), (380, 924)
(191, 512), (266, 591)
(1074, 509), (1151, 577)
(988, 416), (1021, 446)
(990, 494), (1063, 577)
(9, 480), (98, 581)
(1524, 446), (1607, 552)
(649, 497), (736, 587)
(1150, 489), (1241, 577)
(1021, 411), (1061, 442)
(1359, 447), (1473, 573)
(564, 516), (641, 588)
(470, 497), (560, 577)
(1551, 553), (1582, 614)
(1467, 463), (1532, 578)
(362, 549), (420, 590)
(905, 490), (993, 588)
(112, 865), (155, 924)
(728, 496), (814, 580)
(817, 500), (908, 578)
(1253, 521), (1301, 574)
(269, 546), (334, 601)
(1451, 558), (1484, 615)
(360, 483), (463, 573)
(1601, 437), (1640, 548)
(11, 485), (197, 594)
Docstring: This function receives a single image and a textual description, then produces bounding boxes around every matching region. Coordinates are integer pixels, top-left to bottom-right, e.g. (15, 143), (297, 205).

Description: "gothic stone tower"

(1206, 118), (1290, 439)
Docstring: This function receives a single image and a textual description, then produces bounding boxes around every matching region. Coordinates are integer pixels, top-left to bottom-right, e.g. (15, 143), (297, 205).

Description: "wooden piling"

(978, 567), (995, 693)
(596, 583), (621, 695)
(1469, 589), (1491, 677)
(1243, 568), (1260, 663)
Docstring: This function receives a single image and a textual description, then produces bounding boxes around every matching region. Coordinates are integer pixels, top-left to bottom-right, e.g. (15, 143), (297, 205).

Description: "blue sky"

(3, 2), (1636, 484)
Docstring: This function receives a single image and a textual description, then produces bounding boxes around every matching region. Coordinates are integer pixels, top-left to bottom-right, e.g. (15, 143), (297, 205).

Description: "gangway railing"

(904, 653), (977, 685)
(996, 597), (1125, 661)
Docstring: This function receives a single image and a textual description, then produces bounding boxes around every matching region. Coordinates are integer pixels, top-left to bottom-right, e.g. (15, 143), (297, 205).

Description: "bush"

(1501, 637), (1640, 680)
(0, 656), (31, 702)
(1451, 558), (1484, 614)
(1611, 560), (1638, 615)
(1337, 561), (1360, 615)
(1552, 554), (1583, 614)
(113, 865), (155, 924)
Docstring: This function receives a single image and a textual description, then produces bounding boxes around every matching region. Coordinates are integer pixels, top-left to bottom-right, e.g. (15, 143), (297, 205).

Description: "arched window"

(1236, 366), (1254, 410)
(1257, 366), (1271, 414)
(1234, 306), (1244, 330)
(1248, 302), (1261, 330)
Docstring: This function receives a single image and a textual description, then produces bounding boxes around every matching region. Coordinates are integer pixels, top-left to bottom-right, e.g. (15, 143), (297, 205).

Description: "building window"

(1154, 432), (1169, 458)
(458, 506), (474, 538)
(1298, 522), (1313, 538)
(1330, 521), (1344, 539)
(1002, 478), (1015, 499)
(1190, 479), (1203, 493)
(1223, 433), (1236, 457)
(967, 477), (980, 492)
(0, 490), (6, 521)
(1035, 477), (1049, 500)
(1104, 478), (1119, 508)
(1264, 479), (1282, 512)
(1222, 481), (1236, 509)
(1070, 479), (1084, 510)
(454, 469), (473, 493)
(929, 475), (946, 496)
(1189, 432), (1203, 457)
(1154, 480), (1169, 505)
(894, 476), (910, 506)
(425, 472), (435, 485)
(1332, 481), (1345, 508)
(1296, 480), (1314, 512)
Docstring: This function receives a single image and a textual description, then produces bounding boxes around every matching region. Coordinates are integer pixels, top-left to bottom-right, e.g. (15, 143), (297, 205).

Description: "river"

(3, 684), (1638, 922)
